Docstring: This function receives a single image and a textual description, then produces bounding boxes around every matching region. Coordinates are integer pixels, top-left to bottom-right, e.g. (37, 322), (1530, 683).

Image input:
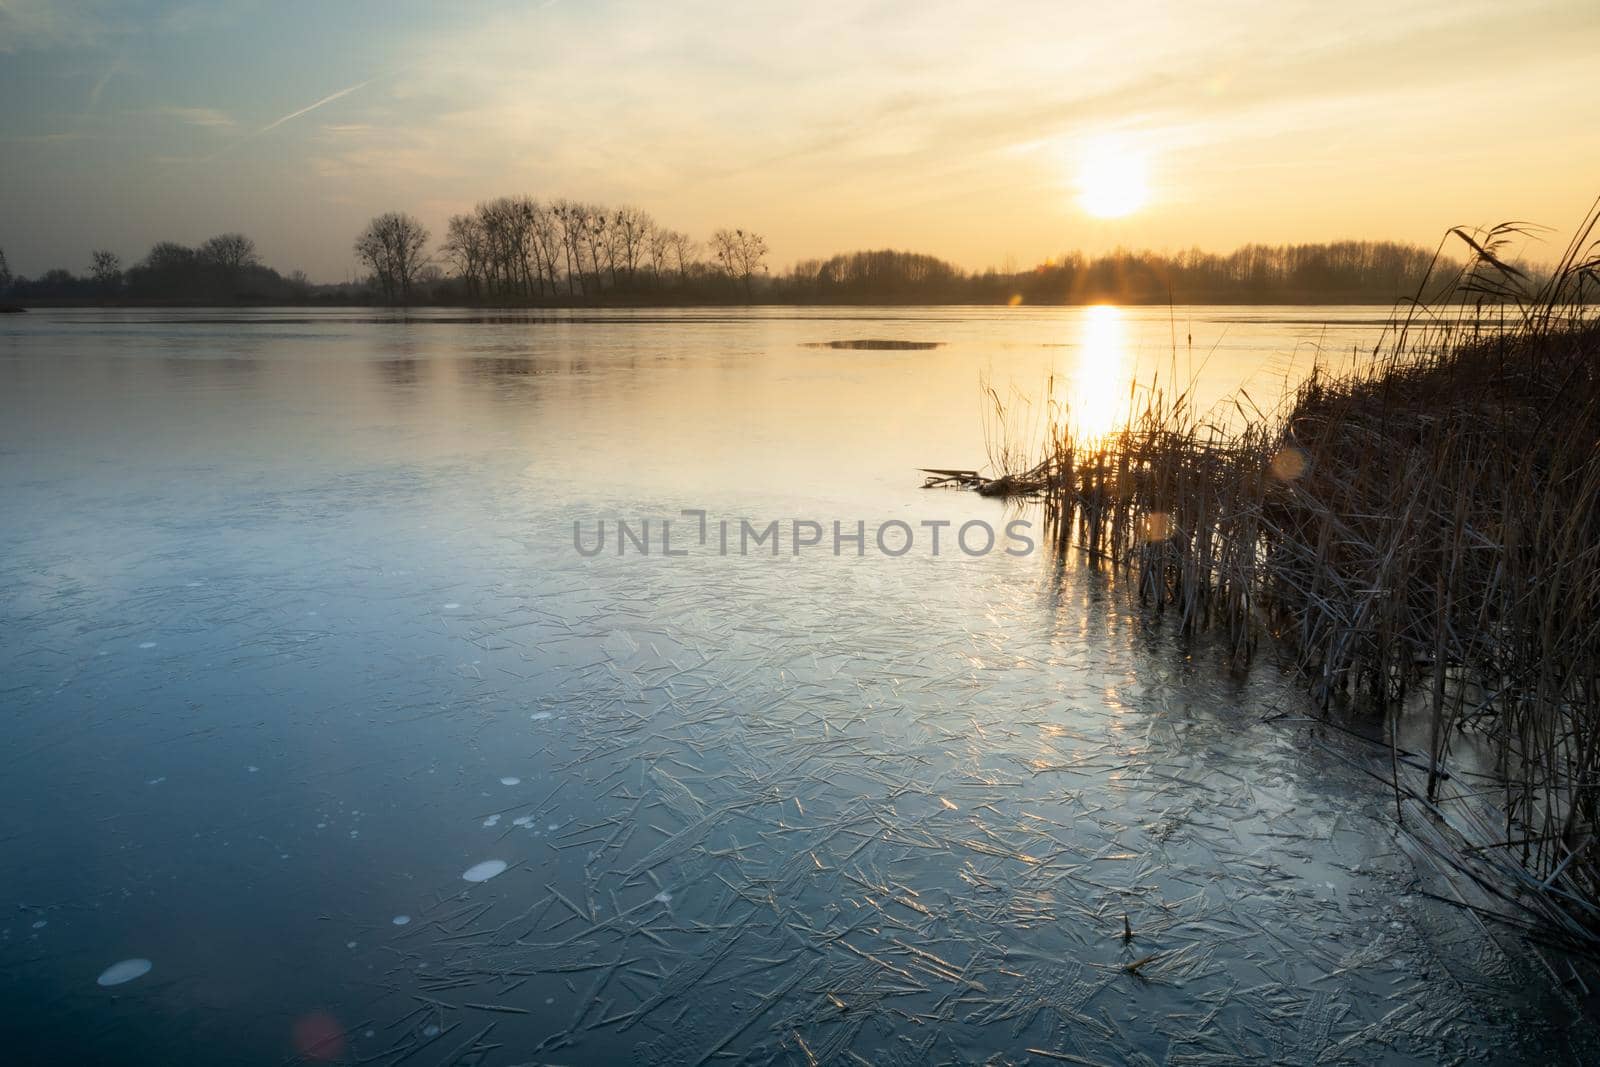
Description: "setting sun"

(1075, 141), (1151, 218)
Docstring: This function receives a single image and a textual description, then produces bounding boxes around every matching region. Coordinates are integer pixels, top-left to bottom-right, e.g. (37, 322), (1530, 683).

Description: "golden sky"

(2, 0), (1597, 278)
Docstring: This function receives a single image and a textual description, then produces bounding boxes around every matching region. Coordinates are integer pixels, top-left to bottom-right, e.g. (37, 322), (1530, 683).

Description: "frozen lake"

(0, 307), (1594, 1063)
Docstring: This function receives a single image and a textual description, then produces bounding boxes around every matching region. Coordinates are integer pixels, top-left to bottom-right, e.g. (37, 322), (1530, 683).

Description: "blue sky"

(2, 0), (1598, 280)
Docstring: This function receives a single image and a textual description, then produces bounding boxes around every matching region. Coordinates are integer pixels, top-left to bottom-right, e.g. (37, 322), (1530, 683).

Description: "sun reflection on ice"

(1056, 305), (1132, 443)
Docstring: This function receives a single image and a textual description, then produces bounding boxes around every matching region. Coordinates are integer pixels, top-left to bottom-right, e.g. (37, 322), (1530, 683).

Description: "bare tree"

(354, 212), (430, 305)
(143, 241), (196, 273)
(504, 196), (542, 297)
(0, 247), (13, 292)
(550, 200), (588, 297)
(672, 231), (704, 283)
(443, 213), (488, 298)
(612, 206), (654, 287)
(90, 249), (121, 292)
(198, 233), (259, 273)
(529, 202), (562, 298)
(582, 205), (616, 292)
(710, 228), (768, 299)
(646, 224), (671, 286)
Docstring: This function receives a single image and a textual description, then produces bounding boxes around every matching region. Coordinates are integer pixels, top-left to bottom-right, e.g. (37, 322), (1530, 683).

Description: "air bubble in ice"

(462, 860), (507, 883)
(96, 959), (152, 987)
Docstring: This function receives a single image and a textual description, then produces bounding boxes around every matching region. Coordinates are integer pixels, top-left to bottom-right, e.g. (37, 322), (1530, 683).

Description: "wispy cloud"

(0, 0), (120, 53)
(84, 56), (124, 110)
(0, 130), (91, 144)
(160, 106), (236, 129)
(259, 77), (376, 134)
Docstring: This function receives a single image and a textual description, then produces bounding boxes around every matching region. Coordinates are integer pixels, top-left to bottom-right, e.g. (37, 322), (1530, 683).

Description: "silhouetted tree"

(354, 212), (430, 305)
(582, 205), (615, 291)
(711, 228), (768, 299)
(90, 250), (122, 294)
(646, 225), (671, 286)
(792, 249), (964, 303)
(664, 231), (698, 284)
(125, 242), (200, 298)
(198, 233), (259, 277)
(443, 213), (488, 298)
(0, 247), (11, 293)
(611, 206), (654, 285)
(550, 200), (590, 297)
(143, 242), (196, 273)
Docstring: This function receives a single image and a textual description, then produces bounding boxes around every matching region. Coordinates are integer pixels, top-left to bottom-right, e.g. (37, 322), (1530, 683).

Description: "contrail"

(258, 77), (376, 133)
(196, 74), (380, 162)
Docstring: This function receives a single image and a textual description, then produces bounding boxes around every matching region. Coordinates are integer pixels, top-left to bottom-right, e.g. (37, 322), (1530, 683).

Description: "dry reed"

(965, 204), (1600, 942)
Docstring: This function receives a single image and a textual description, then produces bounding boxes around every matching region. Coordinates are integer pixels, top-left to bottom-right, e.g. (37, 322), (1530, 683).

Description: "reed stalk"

(967, 204), (1600, 940)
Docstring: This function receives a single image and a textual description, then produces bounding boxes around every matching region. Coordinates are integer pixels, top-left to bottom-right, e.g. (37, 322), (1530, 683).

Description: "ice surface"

(602, 629), (639, 660)
(3, 309), (1593, 1064)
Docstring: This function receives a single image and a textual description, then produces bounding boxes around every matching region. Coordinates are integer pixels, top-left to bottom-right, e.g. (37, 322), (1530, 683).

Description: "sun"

(1075, 141), (1150, 219)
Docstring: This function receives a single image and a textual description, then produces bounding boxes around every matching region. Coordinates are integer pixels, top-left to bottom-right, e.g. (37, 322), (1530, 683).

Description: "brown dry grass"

(980, 203), (1600, 941)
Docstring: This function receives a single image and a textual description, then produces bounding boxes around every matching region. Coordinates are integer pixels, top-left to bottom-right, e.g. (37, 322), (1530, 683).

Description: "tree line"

(0, 233), (326, 303)
(3, 209), (1542, 308)
(351, 201), (770, 305)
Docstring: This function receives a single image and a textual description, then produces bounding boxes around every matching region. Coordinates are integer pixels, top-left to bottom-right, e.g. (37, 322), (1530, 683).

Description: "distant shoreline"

(0, 295), (1496, 311)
